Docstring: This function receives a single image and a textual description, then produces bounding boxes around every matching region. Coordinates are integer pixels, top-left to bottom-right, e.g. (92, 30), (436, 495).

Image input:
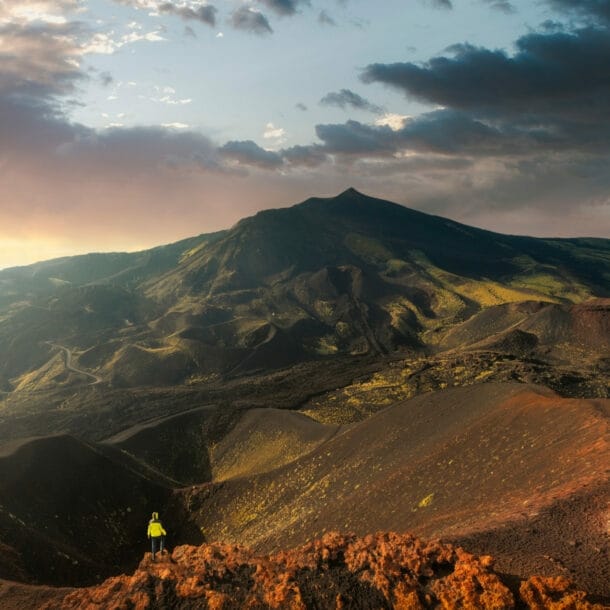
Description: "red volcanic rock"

(40, 532), (604, 609)
(520, 575), (605, 610)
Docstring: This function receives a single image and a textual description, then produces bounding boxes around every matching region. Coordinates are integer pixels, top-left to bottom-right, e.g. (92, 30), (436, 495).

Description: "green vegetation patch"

(509, 272), (590, 303)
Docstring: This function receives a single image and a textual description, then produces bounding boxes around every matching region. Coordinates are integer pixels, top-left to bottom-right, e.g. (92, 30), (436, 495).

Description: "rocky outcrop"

(43, 532), (604, 609)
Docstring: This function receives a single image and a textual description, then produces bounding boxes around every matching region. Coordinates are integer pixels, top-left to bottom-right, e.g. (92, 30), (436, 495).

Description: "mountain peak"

(338, 186), (364, 197)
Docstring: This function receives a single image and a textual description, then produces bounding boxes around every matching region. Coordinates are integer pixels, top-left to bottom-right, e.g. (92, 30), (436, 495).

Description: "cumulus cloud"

(220, 140), (283, 169)
(0, 0), (81, 23)
(281, 144), (328, 167)
(0, 21), (84, 97)
(361, 27), (610, 138)
(375, 113), (409, 131)
(547, 0), (610, 25)
(313, 112), (520, 157)
(157, 2), (218, 27)
(112, 0), (160, 9)
(256, 0), (310, 17)
(149, 86), (192, 105)
(230, 6), (272, 35)
(263, 122), (287, 147)
(340, 17), (610, 230)
(315, 120), (396, 155)
(320, 88), (384, 114)
(82, 24), (166, 55)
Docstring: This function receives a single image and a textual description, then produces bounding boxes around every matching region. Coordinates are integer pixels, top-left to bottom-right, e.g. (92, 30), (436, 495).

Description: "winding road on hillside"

(49, 343), (103, 385)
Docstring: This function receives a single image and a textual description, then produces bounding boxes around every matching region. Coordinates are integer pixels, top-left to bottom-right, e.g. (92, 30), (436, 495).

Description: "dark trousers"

(151, 536), (165, 556)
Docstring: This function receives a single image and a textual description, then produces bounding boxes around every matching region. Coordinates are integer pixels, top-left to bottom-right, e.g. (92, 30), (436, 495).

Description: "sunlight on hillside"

(510, 273), (591, 302)
(12, 353), (66, 392)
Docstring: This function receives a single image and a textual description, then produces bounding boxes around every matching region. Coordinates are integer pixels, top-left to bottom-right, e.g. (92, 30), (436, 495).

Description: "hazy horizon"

(2, 187), (610, 272)
(1, 0), (610, 270)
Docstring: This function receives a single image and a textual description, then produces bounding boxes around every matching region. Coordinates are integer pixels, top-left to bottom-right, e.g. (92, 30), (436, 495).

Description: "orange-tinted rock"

(519, 575), (608, 610)
(40, 533), (604, 609)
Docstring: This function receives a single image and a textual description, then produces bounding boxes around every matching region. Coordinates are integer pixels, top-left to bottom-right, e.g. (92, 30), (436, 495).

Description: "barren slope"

(0, 435), (172, 585)
(179, 383), (609, 598)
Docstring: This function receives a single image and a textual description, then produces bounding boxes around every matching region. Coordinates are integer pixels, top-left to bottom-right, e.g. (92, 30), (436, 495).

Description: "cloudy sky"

(1, 0), (609, 268)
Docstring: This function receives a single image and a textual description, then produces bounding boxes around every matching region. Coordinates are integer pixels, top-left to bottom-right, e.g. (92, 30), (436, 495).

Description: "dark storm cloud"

(398, 111), (509, 154)
(320, 89), (384, 114)
(296, 102), (308, 111)
(216, 109), (557, 170)
(547, 0), (610, 25)
(361, 27), (610, 126)
(158, 2), (218, 27)
(315, 121), (397, 155)
(220, 140), (283, 169)
(257, 0), (310, 16)
(281, 144), (328, 167)
(313, 112), (518, 157)
(230, 7), (273, 35)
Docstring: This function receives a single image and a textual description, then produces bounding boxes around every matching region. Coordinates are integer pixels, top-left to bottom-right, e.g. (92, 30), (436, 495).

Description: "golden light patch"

(418, 493), (435, 508)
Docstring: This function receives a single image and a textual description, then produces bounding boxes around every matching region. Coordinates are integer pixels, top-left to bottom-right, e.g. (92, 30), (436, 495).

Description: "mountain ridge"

(1, 189), (609, 394)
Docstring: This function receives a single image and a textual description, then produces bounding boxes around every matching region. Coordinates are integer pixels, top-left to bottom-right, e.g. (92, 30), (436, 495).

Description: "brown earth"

(571, 299), (610, 349)
(37, 532), (607, 609)
(0, 435), (173, 585)
(437, 299), (610, 368)
(176, 383), (610, 599)
(0, 579), (73, 610)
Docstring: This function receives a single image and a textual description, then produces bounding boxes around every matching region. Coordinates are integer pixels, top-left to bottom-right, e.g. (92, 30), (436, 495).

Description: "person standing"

(147, 511), (167, 560)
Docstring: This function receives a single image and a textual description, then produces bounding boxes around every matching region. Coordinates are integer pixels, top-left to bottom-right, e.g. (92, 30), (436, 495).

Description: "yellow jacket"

(147, 520), (166, 538)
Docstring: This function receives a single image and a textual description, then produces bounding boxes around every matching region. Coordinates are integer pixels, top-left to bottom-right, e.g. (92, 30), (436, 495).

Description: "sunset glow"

(1, 0), (609, 269)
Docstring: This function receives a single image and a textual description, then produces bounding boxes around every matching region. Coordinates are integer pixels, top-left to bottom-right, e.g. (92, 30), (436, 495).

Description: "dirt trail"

(101, 404), (215, 444)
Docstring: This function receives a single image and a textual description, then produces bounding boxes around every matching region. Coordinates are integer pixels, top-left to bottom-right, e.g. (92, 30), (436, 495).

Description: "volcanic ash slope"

(184, 382), (609, 598)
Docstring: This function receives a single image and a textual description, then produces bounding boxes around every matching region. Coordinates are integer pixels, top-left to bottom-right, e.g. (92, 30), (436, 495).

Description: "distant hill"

(1, 189), (609, 393)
